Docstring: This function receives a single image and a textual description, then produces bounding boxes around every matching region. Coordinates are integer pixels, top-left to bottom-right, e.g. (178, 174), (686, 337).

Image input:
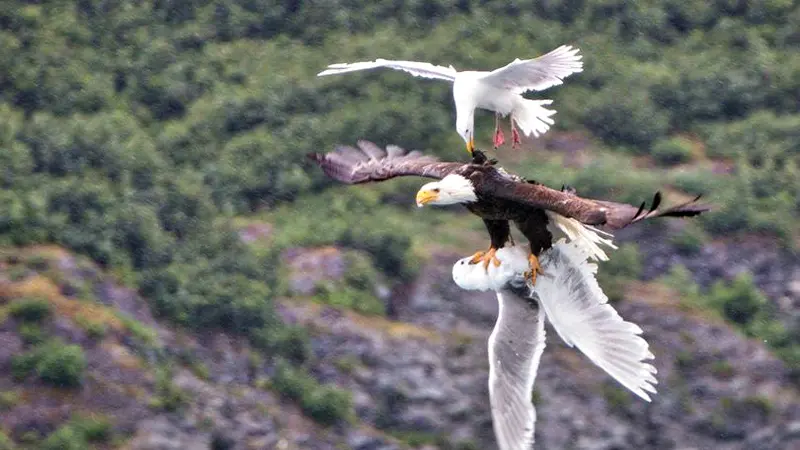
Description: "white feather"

(451, 242), (658, 450)
(454, 247), (544, 450)
(546, 211), (617, 261)
(317, 46), (583, 146)
(531, 240), (658, 402)
(487, 289), (545, 450)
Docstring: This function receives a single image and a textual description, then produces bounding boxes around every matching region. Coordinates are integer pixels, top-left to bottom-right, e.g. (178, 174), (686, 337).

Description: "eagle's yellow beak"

(416, 189), (438, 207)
(466, 138), (475, 155)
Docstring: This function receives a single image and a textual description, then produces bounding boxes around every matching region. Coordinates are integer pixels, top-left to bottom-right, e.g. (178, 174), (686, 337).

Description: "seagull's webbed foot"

(493, 114), (505, 149)
(525, 253), (543, 286)
(469, 247), (502, 270)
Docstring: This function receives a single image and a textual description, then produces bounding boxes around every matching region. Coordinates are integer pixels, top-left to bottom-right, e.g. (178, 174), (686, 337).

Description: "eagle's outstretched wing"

(308, 141), (464, 184)
(481, 45), (584, 93)
(489, 174), (710, 229)
(317, 59), (458, 82)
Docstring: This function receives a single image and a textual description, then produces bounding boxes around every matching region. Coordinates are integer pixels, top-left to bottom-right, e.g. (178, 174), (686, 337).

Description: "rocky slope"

(0, 233), (798, 450)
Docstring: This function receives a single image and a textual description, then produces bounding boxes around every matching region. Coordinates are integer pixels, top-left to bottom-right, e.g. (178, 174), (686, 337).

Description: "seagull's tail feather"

(511, 98), (557, 139)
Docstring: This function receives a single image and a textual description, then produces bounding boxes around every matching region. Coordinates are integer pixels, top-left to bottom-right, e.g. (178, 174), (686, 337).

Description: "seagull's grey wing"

(488, 287), (546, 450)
(535, 240), (658, 401)
(317, 59), (458, 82)
(481, 45), (583, 93)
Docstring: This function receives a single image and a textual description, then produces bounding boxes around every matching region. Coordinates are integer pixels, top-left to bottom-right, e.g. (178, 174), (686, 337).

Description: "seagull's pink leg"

(511, 118), (522, 149)
(493, 113), (505, 148)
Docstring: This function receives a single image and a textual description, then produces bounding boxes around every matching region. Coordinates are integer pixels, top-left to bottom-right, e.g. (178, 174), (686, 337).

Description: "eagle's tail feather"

(600, 193), (711, 230)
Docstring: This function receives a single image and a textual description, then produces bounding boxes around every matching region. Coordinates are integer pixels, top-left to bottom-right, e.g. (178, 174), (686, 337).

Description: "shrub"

(36, 344), (87, 388)
(18, 323), (45, 345)
(708, 274), (767, 326)
(150, 366), (188, 412)
(301, 385), (353, 426)
(272, 359), (313, 403)
(8, 297), (51, 323)
(69, 415), (113, 443)
(272, 359), (353, 426)
(11, 341), (86, 388)
(670, 224), (708, 255)
(0, 391), (20, 411)
(40, 426), (87, 450)
(651, 136), (694, 166)
(250, 324), (312, 365)
(0, 431), (12, 450)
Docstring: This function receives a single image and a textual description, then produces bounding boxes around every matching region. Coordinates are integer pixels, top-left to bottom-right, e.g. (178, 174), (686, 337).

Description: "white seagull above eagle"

(309, 141), (709, 286)
(316, 46), (584, 154)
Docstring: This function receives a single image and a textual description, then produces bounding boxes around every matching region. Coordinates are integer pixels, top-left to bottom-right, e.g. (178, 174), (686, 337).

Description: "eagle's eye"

(432, 188), (440, 193)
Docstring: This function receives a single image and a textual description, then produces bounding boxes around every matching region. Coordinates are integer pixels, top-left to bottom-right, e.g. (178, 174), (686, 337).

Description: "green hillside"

(0, 1), (799, 445)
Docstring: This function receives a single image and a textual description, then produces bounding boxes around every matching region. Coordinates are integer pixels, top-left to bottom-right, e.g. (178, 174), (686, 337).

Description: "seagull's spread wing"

(308, 141), (463, 184)
(481, 45), (583, 93)
(488, 287), (546, 450)
(317, 59), (458, 82)
(534, 240), (658, 401)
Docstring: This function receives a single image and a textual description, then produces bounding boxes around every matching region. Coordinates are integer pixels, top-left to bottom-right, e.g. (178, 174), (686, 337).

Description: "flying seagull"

(452, 242), (658, 449)
(316, 46), (584, 154)
(308, 141), (709, 285)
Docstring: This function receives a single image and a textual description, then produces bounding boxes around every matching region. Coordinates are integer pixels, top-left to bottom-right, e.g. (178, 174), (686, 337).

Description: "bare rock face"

(627, 226), (800, 341)
(374, 240), (799, 450)
(282, 246), (348, 295)
(2, 237), (798, 450)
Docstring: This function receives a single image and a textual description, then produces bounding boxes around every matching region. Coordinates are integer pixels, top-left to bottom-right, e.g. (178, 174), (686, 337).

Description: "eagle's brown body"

(309, 141), (709, 259)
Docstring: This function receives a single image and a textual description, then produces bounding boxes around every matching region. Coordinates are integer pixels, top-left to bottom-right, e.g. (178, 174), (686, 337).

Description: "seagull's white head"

(415, 174), (478, 207)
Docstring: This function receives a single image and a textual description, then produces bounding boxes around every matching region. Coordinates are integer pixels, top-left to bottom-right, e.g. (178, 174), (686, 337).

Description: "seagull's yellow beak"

(415, 189), (438, 207)
(466, 138), (475, 155)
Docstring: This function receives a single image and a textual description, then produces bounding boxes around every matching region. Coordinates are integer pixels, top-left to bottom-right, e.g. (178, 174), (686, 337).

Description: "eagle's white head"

(416, 174), (478, 207)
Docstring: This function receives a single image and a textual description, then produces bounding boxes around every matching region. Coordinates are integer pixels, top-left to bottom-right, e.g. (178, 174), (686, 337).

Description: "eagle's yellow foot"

(525, 253), (543, 285)
(469, 247), (502, 270)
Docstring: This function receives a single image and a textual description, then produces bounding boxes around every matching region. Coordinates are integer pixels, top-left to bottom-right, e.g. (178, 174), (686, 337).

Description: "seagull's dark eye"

(432, 188), (440, 193)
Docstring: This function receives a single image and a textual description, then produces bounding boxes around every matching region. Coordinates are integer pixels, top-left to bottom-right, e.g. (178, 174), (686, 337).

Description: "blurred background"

(0, 1), (798, 449)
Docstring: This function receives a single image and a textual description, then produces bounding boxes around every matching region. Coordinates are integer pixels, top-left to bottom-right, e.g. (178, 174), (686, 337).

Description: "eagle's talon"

(525, 253), (543, 285)
(469, 247), (501, 270)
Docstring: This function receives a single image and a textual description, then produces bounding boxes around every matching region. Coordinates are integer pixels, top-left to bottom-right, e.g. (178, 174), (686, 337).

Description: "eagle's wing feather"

(317, 59), (458, 82)
(308, 141), (463, 184)
(489, 176), (710, 228)
(481, 45), (583, 94)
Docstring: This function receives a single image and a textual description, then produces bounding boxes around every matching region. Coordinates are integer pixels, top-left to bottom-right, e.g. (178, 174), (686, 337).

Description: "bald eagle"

(308, 141), (709, 284)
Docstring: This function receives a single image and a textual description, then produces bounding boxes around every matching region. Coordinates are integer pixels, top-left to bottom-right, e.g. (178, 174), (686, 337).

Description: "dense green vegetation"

(1, 0), (798, 427)
(11, 339), (87, 388)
